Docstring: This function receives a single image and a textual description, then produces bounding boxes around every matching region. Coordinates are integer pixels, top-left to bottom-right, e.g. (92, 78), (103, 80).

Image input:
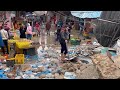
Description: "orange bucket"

(4, 54), (8, 59)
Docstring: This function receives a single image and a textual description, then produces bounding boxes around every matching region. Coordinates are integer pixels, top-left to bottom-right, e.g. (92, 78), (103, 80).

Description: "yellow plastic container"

(15, 54), (24, 64)
(8, 40), (19, 43)
(7, 58), (15, 61)
(16, 42), (31, 49)
(13, 34), (20, 40)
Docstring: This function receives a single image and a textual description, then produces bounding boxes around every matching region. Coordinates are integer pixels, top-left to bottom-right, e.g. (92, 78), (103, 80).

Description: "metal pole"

(98, 19), (120, 24)
(100, 20), (102, 45)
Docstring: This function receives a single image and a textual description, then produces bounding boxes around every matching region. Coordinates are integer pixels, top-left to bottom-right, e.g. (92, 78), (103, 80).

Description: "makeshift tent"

(71, 11), (102, 32)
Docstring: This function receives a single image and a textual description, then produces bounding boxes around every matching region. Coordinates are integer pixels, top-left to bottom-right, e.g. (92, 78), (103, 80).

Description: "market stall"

(8, 39), (34, 54)
(1, 36), (120, 79)
(1, 11), (120, 79)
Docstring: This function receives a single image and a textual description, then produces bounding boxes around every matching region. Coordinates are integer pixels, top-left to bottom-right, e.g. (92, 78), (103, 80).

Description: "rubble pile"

(1, 37), (120, 79)
(0, 51), (99, 79)
(92, 54), (120, 79)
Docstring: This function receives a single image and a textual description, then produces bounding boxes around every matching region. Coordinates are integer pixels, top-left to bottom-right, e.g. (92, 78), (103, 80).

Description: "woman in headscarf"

(26, 23), (33, 40)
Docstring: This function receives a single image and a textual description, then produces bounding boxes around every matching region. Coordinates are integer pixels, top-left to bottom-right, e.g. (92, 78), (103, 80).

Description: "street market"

(0, 11), (120, 79)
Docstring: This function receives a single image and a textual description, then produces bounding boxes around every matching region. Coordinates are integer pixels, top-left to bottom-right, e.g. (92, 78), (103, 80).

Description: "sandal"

(61, 59), (68, 63)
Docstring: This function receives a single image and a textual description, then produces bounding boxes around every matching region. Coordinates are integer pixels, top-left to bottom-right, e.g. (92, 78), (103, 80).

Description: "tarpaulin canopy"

(26, 12), (34, 17)
(71, 11), (102, 18)
(33, 11), (47, 16)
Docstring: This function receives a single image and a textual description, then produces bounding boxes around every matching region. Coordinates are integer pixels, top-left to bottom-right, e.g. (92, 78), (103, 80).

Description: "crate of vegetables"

(70, 38), (80, 45)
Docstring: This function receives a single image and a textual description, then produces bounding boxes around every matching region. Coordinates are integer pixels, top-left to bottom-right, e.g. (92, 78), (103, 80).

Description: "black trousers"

(60, 40), (68, 55)
(56, 34), (60, 41)
(46, 29), (50, 35)
(1, 40), (9, 54)
(68, 29), (71, 41)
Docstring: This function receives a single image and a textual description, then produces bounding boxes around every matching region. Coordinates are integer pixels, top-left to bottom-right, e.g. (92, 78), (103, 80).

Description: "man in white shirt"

(0, 26), (9, 54)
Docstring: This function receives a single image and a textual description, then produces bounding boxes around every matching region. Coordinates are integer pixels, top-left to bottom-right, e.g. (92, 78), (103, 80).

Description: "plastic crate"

(71, 41), (76, 45)
(70, 39), (80, 45)
(6, 60), (15, 67)
(15, 54), (24, 64)
(76, 41), (80, 45)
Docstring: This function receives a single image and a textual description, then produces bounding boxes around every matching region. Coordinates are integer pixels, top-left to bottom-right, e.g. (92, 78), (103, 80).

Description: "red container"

(87, 41), (92, 44)
(4, 54), (8, 59)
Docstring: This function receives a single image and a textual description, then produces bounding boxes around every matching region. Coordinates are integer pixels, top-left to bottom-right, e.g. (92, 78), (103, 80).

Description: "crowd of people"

(0, 17), (73, 63)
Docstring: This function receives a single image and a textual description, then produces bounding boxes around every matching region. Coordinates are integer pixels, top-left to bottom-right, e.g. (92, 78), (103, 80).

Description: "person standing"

(57, 19), (63, 28)
(59, 26), (69, 62)
(4, 22), (10, 38)
(19, 25), (26, 38)
(66, 23), (71, 42)
(39, 21), (46, 50)
(40, 21), (46, 35)
(46, 21), (51, 35)
(53, 15), (57, 30)
(0, 26), (9, 54)
(26, 23), (33, 40)
(55, 25), (61, 44)
(0, 32), (4, 55)
(35, 22), (40, 36)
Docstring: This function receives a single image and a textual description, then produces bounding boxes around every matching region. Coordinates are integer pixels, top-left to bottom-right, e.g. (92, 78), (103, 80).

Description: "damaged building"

(94, 11), (120, 47)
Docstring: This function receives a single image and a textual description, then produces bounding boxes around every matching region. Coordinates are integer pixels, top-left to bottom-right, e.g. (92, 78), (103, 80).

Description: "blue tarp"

(71, 11), (102, 18)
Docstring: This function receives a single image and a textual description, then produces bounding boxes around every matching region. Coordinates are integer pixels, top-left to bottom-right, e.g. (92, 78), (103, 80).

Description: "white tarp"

(11, 13), (15, 18)
(113, 39), (120, 55)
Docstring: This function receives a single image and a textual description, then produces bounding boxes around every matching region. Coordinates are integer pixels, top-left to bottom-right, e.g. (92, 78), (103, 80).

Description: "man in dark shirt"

(56, 25), (61, 41)
(19, 25), (26, 38)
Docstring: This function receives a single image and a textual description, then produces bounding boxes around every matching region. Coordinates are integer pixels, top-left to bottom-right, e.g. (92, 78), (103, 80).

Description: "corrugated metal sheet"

(71, 11), (102, 18)
(94, 11), (120, 47)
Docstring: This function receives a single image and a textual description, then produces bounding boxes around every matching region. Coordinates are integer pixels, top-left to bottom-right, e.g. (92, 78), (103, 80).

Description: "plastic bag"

(64, 72), (76, 79)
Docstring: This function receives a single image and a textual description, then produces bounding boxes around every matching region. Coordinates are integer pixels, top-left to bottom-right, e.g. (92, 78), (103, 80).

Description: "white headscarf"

(28, 23), (30, 26)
